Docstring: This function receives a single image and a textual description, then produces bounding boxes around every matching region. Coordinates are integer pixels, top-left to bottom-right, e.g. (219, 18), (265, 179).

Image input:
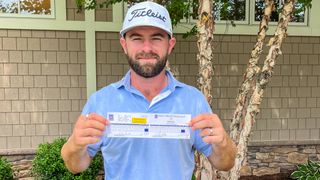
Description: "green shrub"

(0, 156), (13, 180)
(291, 160), (320, 180)
(32, 137), (103, 180)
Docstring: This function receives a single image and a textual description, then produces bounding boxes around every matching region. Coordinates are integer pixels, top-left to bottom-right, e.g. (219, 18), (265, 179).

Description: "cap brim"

(120, 24), (172, 38)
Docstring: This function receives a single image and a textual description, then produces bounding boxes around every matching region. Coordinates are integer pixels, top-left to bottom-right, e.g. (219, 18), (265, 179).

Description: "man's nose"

(141, 40), (153, 52)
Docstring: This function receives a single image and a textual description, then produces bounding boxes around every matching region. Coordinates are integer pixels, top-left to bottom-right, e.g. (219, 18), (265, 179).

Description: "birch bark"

(194, 0), (215, 180)
(229, 0), (274, 143)
(226, 1), (295, 179)
(218, 1), (274, 179)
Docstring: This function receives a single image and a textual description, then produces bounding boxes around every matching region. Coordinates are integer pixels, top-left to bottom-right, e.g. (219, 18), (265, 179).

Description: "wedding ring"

(85, 114), (89, 119)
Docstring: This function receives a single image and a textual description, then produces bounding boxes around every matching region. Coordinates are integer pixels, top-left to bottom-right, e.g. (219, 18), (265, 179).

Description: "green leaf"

(291, 171), (303, 179)
(299, 166), (308, 173)
(305, 176), (316, 180)
(192, 174), (196, 180)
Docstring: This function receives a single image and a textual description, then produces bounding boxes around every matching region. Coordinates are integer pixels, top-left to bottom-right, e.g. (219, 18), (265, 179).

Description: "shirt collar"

(114, 69), (184, 91)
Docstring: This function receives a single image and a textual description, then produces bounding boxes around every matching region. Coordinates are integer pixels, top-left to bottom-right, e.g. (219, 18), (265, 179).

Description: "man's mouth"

(138, 57), (157, 60)
(136, 53), (159, 60)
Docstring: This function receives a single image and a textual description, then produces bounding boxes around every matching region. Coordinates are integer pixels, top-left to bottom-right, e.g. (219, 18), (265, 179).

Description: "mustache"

(136, 52), (159, 59)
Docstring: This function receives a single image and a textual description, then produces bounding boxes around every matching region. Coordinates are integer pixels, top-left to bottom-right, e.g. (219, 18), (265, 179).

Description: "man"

(61, 1), (236, 179)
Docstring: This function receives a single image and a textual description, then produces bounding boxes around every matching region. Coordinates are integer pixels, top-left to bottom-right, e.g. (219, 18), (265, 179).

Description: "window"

(122, 0), (308, 26)
(187, 0), (307, 26)
(0, 0), (54, 18)
(254, 0), (307, 25)
(214, 0), (247, 21)
(187, 0), (249, 24)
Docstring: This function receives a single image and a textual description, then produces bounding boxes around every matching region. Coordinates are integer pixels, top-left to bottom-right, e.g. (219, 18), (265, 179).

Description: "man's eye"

(152, 37), (162, 41)
(131, 37), (142, 41)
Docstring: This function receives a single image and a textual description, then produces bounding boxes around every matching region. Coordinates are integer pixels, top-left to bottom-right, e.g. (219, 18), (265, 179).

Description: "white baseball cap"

(120, 1), (173, 38)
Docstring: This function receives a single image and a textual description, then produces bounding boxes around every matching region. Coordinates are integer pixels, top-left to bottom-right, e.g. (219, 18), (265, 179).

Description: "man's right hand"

(61, 113), (108, 174)
(69, 113), (109, 151)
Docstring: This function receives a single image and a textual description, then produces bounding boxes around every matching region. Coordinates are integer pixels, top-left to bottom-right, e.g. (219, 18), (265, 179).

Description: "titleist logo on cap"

(128, 7), (167, 22)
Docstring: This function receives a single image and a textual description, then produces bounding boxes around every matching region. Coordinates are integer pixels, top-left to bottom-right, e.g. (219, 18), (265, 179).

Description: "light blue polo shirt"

(82, 70), (213, 180)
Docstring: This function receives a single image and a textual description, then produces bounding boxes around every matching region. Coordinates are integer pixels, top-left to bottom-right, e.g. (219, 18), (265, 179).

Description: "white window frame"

(0, 0), (55, 19)
(249, 0), (308, 26)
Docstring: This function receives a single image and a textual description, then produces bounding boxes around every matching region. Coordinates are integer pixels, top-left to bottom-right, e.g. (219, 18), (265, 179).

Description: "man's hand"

(189, 113), (236, 171)
(189, 113), (227, 146)
(61, 113), (108, 174)
(69, 113), (109, 151)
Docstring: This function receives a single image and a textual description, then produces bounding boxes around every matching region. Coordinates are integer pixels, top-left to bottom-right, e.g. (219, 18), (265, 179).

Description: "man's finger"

(190, 119), (214, 130)
(80, 128), (105, 137)
(189, 113), (212, 126)
(83, 119), (107, 131)
(84, 113), (109, 125)
(190, 114), (221, 129)
(77, 137), (102, 146)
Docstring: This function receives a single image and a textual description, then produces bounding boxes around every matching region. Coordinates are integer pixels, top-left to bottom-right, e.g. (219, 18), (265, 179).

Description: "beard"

(127, 51), (168, 78)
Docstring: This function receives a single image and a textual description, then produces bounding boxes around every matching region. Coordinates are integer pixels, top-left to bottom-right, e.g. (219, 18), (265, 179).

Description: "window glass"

(0, 0), (18, 13)
(0, 0), (52, 16)
(187, 0), (247, 23)
(255, 0), (306, 23)
(214, 0), (246, 21)
(20, 0), (51, 15)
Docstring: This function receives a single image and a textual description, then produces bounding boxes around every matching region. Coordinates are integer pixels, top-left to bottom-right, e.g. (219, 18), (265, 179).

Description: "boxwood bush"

(0, 156), (13, 180)
(32, 137), (103, 180)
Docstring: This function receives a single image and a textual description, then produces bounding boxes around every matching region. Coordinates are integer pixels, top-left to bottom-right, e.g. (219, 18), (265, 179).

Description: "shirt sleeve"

(194, 130), (213, 157)
(193, 92), (214, 157)
(87, 142), (103, 157)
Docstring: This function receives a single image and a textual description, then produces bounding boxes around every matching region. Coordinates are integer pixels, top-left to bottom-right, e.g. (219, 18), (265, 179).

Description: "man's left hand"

(189, 113), (227, 147)
(189, 113), (237, 170)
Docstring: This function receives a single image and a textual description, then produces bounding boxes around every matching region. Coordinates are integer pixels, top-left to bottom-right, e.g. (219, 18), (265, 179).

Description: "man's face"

(120, 26), (176, 78)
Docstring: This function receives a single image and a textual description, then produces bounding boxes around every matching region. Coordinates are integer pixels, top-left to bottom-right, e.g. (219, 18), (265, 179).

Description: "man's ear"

(168, 37), (176, 54)
(120, 37), (127, 54)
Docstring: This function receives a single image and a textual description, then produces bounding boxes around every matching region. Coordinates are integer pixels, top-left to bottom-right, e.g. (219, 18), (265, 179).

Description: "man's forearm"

(208, 133), (237, 171)
(61, 136), (92, 174)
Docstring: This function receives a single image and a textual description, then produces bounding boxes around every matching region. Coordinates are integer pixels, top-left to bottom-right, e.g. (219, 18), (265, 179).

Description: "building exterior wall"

(242, 144), (320, 177)
(211, 35), (320, 144)
(66, 0), (113, 22)
(96, 32), (128, 90)
(0, 29), (87, 150)
(66, 0), (85, 21)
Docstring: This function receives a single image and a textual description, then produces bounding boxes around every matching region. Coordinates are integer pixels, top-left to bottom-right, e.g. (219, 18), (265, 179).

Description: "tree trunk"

(229, 0), (274, 147)
(194, 0), (215, 180)
(226, 0), (295, 179)
(220, 1), (274, 179)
